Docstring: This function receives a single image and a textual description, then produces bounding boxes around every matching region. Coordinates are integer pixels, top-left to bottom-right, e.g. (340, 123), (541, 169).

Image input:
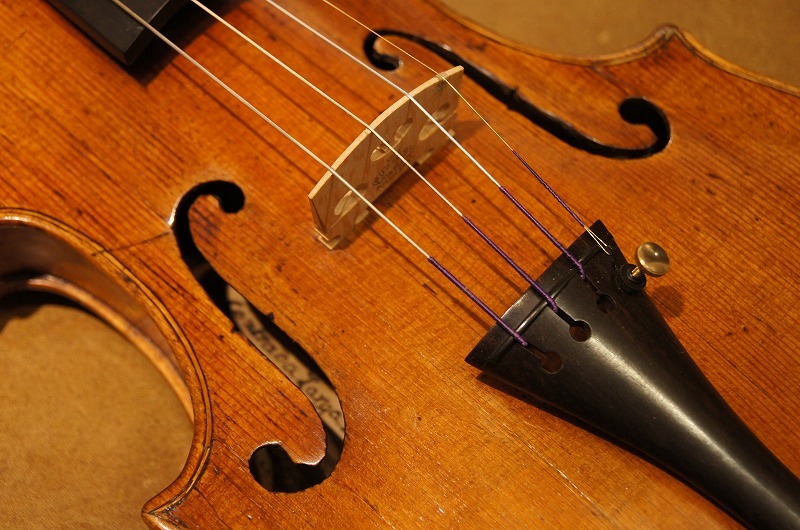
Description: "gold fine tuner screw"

(631, 242), (670, 279)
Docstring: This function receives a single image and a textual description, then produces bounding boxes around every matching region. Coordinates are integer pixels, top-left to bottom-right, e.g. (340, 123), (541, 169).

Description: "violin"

(1, 0), (798, 527)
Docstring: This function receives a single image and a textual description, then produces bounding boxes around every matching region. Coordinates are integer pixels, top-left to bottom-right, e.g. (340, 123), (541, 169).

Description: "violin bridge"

(308, 66), (463, 249)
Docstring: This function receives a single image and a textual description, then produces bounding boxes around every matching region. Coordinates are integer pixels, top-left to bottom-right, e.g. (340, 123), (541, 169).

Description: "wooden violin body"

(1, 1), (799, 527)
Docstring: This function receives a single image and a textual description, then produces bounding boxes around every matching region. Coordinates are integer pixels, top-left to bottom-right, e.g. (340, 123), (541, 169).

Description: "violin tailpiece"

(467, 222), (800, 529)
(308, 66), (463, 249)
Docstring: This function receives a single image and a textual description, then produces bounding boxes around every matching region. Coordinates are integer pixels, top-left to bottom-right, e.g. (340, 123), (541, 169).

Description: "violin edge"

(428, 0), (800, 96)
(0, 208), (215, 528)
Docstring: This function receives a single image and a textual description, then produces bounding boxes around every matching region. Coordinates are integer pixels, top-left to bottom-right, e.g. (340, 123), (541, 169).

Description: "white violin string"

(108, 0), (422, 257)
(263, 0), (510, 195)
(188, 0), (555, 305)
(263, 0), (590, 277)
(107, 0), (535, 344)
(189, 0), (461, 214)
(320, 0), (611, 255)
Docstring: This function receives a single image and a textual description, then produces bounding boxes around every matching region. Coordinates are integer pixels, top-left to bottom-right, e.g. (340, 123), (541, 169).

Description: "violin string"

(263, 0), (588, 279)
(108, 0), (532, 346)
(188, 0), (557, 309)
(319, 0), (612, 256)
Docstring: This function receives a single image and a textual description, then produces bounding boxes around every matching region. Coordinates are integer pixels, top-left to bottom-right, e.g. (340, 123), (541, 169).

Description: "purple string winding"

(428, 256), (529, 348)
(462, 216), (558, 312)
(499, 186), (586, 279)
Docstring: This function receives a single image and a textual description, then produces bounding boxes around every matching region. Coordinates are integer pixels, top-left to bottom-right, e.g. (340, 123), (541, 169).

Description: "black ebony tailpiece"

(466, 222), (800, 529)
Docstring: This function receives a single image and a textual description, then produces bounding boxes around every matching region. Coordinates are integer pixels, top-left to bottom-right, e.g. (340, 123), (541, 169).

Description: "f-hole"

(171, 181), (344, 492)
(364, 30), (670, 159)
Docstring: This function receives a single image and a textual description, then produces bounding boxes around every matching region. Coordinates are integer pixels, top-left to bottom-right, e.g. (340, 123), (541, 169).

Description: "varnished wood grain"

(0, 1), (798, 527)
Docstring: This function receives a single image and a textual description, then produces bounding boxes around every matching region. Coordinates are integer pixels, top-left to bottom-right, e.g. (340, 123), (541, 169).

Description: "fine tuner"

(631, 241), (671, 279)
(614, 241), (671, 293)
